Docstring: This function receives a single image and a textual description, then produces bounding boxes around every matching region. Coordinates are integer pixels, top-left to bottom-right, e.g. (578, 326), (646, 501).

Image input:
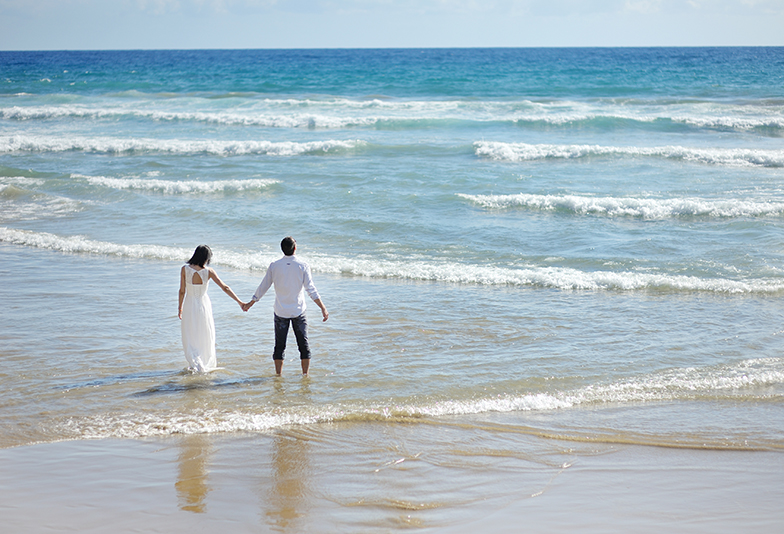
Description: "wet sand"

(1, 430), (782, 533)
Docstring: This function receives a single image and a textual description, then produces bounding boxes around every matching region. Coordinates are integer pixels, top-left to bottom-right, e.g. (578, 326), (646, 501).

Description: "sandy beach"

(2, 426), (782, 533)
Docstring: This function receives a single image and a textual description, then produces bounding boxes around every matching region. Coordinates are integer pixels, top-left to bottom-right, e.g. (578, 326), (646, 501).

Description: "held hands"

(238, 298), (324, 318)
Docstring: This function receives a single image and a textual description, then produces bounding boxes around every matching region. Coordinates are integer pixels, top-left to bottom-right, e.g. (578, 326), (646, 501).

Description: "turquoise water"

(1, 49), (784, 527)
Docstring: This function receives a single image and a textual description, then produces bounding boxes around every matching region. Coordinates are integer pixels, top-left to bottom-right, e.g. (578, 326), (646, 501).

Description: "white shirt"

(251, 255), (321, 318)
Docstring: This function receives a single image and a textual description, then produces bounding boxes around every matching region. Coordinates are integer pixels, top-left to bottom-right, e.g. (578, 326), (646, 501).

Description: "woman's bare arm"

(178, 266), (187, 319)
(210, 268), (245, 308)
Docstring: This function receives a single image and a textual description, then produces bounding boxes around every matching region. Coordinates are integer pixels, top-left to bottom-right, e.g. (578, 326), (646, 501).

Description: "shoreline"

(2, 430), (782, 533)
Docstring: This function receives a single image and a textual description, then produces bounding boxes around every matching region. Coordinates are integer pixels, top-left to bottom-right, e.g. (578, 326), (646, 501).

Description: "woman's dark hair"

(187, 245), (212, 267)
(281, 236), (296, 256)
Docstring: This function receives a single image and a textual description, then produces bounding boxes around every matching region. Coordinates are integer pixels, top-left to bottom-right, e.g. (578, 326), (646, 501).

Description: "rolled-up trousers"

(273, 313), (310, 360)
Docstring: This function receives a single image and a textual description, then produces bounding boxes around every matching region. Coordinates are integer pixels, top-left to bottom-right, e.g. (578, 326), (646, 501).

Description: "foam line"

(3, 227), (783, 294)
(457, 193), (784, 219)
(474, 141), (784, 167)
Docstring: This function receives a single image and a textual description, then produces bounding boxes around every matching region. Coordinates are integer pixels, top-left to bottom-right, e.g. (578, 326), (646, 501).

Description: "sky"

(1, 0), (783, 50)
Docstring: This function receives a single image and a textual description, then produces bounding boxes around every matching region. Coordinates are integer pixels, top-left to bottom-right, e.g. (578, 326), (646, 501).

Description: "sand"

(1, 432), (782, 533)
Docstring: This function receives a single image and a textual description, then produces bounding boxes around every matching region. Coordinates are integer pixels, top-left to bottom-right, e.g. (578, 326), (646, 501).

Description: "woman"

(178, 245), (245, 372)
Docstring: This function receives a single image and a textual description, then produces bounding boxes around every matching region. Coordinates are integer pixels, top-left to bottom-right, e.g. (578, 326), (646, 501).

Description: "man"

(242, 237), (328, 376)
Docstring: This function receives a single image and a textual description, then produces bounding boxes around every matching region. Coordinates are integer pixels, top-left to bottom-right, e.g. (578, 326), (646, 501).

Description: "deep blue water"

(3, 47), (783, 99)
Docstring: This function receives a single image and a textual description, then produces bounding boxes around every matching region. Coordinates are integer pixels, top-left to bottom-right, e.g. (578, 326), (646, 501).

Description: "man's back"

(253, 254), (320, 318)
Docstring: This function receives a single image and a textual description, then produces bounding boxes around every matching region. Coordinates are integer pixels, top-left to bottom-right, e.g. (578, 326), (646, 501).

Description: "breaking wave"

(474, 141), (784, 167)
(3, 227), (784, 294)
(3, 101), (783, 134)
(51, 357), (784, 450)
(0, 135), (365, 156)
(77, 175), (279, 194)
(457, 193), (784, 219)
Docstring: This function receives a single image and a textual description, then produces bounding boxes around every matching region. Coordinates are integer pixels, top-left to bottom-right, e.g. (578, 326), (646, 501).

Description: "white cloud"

(624, 0), (663, 14)
(741, 0), (784, 13)
(1, 0), (782, 49)
(135, 0), (181, 14)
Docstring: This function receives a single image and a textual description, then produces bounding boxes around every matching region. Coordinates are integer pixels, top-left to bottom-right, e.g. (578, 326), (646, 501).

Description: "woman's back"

(184, 265), (211, 299)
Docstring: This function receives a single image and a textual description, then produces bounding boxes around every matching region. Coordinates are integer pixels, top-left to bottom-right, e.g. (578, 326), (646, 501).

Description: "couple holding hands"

(178, 237), (328, 376)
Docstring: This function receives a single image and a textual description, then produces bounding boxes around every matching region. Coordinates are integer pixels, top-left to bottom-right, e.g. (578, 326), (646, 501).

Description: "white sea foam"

(571, 358), (784, 405)
(63, 408), (326, 440)
(0, 104), (430, 128)
(474, 141), (784, 167)
(76, 175), (279, 194)
(314, 255), (784, 293)
(513, 113), (784, 131)
(52, 357), (784, 441)
(0, 227), (191, 262)
(378, 357), (784, 417)
(457, 193), (784, 219)
(143, 110), (382, 129)
(415, 358), (784, 419)
(5, 101), (781, 131)
(676, 115), (784, 131)
(0, 180), (84, 221)
(0, 199), (84, 221)
(4, 227), (782, 294)
(0, 176), (46, 188)
(0, 135), (365, 156)
(0, 106), (115, 121)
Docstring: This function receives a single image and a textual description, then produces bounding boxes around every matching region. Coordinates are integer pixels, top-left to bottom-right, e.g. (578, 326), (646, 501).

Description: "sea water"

(1, 48), (784, 529)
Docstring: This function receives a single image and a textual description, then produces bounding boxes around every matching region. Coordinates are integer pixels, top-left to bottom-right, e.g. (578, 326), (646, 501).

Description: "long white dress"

(181, 265), (217, 372)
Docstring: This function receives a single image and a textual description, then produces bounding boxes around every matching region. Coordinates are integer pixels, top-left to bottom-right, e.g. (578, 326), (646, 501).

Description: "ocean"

(1, 47), (784, 532)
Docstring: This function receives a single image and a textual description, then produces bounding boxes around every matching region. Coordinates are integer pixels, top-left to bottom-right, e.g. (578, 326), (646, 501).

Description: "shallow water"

(2, 243), (782, 451)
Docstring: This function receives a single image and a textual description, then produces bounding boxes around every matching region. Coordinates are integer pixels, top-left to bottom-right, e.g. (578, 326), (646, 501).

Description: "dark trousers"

(273, 313), (310, 360)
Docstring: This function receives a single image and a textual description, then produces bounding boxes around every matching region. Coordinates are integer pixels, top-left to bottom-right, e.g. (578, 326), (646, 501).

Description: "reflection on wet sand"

(266, 378), (312, 530)
(175, 433), (212, 513)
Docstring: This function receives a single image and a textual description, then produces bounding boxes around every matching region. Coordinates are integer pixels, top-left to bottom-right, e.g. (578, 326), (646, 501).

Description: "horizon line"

(3, 44), (783, 53)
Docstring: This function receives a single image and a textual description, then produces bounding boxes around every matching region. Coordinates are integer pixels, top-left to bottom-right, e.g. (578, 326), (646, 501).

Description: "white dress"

(181, 265), (217, 372)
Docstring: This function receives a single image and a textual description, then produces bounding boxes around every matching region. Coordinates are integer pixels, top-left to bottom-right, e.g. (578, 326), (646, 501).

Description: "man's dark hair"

(187, 244), (212, 267)
(281, 236), (296, 256)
